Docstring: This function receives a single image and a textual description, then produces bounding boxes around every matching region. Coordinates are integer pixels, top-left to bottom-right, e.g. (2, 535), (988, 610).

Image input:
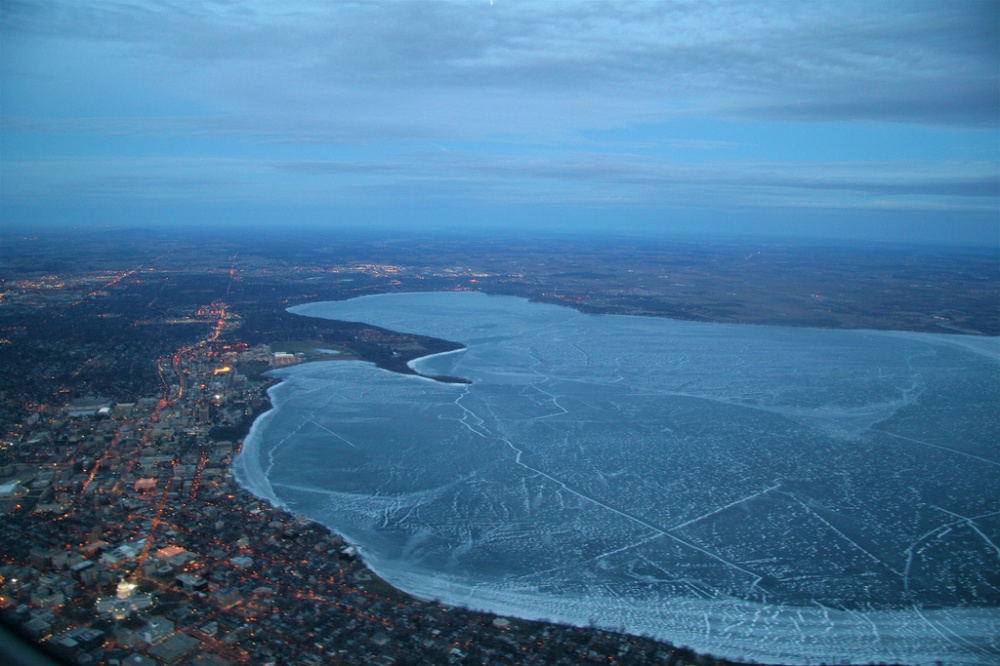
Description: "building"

(270, 352), (296, 366)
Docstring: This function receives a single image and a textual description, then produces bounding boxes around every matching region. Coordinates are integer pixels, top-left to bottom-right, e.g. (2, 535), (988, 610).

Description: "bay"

(234, 291), (1000, 665)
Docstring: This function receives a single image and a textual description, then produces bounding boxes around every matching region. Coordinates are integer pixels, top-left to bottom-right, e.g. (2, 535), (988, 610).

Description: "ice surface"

(234, 292), (1000, 664)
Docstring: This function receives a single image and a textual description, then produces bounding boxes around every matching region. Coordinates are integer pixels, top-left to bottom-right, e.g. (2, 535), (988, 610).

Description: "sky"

(1, 0), (998, 244)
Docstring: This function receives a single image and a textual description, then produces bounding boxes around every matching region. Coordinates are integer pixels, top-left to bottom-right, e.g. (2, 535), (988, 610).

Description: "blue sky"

(2, 0), (998, 244)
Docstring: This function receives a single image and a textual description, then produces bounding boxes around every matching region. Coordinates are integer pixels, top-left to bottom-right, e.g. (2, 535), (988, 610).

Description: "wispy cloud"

(2, 0), (997, 240)
(4, 0), (997, 132)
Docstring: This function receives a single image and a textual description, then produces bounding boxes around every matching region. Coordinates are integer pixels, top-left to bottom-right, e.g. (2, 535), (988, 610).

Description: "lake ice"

(234, 292), (1000, 665)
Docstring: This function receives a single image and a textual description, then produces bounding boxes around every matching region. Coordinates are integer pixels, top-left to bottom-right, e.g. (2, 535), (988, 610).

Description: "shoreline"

(229, 295), (998, 665)
(405, 346), (468, 372)
(228, 357), (999, 666)
(227, 364), (723, 662)
(230, 374), (287, 511)
(229, 364), (691, 659)
(405, 346), (471, 384)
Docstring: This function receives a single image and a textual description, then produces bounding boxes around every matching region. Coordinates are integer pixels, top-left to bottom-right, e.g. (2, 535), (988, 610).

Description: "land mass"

(3, 227), (993, 665)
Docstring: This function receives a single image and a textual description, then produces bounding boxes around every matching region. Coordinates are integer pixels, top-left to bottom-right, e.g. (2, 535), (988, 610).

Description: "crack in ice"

(875, 429), (1000, 468)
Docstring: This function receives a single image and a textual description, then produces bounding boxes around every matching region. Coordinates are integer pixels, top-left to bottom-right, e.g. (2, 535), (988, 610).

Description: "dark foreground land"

(1, 227), (993, 666)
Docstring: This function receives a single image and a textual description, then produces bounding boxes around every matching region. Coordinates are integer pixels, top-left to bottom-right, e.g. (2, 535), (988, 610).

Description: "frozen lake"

(234, 292), (1000, 665)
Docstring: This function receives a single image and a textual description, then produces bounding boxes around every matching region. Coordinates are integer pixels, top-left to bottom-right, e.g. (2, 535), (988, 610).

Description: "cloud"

(6, 148), (993, 214)
(2, 0), (997, 241)
(265, 151), (999, 211)
(3, 0), (997, 136)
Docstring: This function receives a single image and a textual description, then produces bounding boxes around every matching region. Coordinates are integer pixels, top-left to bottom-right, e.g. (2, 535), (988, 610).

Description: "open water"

(234, 292), (1000, 665)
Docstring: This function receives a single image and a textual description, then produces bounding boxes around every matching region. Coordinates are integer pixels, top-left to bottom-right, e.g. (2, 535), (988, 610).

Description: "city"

(2, 228), (997, 665)
(4, 1), (997, 663)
